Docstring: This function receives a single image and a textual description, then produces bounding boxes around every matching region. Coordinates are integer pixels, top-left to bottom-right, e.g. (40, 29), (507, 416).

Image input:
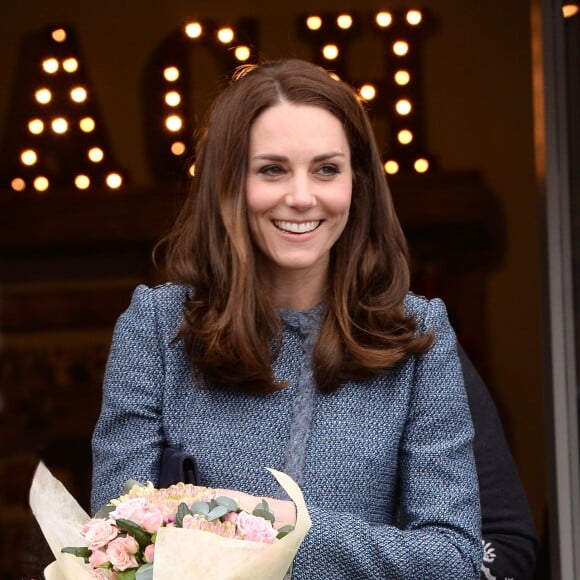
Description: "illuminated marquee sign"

(0, 9), (434, 194)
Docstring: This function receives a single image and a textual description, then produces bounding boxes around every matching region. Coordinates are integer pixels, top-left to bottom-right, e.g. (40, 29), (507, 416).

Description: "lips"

(273, 220), (321, 234)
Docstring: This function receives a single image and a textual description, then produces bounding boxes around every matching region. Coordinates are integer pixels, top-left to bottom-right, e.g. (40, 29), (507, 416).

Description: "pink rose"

(140, 507), (164, 533)
(236, 512), (278, 544)
(81, 518), (119, 550)
(224, 512), (238, 523)
(144, 543), (155, 563)
(105, 535), (139, 571)
(110, 499), (164, 533)
(89, 549), (109, 569)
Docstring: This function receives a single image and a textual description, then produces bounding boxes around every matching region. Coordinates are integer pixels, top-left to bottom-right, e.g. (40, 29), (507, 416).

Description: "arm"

(91, 285), (166, 513)
(459, 345), (538, 579)
(292, 298), (482, 579)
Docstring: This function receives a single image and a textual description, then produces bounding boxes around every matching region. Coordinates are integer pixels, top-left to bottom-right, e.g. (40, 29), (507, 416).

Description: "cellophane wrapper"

(29, 462), (311, 580)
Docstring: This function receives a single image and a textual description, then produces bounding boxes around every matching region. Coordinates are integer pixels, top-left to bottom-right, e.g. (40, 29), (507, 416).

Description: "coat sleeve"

(291, 298), (482, 579)
(91, 285), (166, 513)
(459, 345), (539, 579)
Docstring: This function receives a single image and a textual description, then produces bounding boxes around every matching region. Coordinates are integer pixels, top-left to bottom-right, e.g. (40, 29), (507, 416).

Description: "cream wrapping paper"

(29, 462), (311, 580)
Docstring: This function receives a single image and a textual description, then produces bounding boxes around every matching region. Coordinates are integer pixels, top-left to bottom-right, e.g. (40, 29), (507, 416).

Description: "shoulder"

(403, 292), (451, 332)
(118, 282), (189, 332)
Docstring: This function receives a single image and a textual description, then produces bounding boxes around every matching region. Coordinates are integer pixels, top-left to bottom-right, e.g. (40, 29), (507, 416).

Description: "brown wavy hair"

(157, 58), (432, 393)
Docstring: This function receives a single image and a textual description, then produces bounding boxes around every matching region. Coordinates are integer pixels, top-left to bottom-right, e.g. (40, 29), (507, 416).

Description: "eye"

(316, 164), (340, 178)
(258, 164), (284, 177)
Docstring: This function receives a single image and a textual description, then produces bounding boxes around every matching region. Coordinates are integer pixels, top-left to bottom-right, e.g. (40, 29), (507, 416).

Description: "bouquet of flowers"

(29, 462), (311, 580)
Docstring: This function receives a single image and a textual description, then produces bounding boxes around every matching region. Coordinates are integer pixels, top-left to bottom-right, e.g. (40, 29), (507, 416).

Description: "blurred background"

(0, 0), (576, 577)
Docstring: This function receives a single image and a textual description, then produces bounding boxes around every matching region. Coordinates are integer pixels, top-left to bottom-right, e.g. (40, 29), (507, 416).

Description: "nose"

(285, 173), (316, 209)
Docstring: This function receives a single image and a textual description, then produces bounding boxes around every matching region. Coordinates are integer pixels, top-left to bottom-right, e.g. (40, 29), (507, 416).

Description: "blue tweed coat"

(92, 283), (481, 578)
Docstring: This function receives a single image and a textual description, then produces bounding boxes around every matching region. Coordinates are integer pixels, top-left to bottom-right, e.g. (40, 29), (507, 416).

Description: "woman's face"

(246, 102), (352, 292)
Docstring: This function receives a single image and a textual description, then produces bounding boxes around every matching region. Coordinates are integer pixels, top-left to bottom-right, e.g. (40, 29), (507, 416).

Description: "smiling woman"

(246, 102), (352, 309)
(91, 59), (482, 579)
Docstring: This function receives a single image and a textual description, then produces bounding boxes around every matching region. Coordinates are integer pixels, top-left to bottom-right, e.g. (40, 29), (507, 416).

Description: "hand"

(213, 487), (296, 528)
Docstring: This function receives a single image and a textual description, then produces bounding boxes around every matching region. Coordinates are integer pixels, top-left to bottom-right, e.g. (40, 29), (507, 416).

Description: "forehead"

(249, 102), (349, 152)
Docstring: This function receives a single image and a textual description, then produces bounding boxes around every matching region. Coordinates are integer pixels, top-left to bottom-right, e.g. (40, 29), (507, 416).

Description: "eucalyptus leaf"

(94, 503), (116, 520)
(207, 505), (228, 521)
(122, 479), (142, 494)
(252, 508), (276, 523)
(189, 501), (210, 516)
(176, 502), (192, 527)
(215, 495), (238, 512)
(115, 518), (152, 549)
(276, 524), (295, 539)
(136, 563), (154, 580)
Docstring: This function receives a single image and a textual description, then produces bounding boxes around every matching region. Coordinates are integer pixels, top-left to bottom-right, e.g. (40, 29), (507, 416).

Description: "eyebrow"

(251, 152), (346, 162)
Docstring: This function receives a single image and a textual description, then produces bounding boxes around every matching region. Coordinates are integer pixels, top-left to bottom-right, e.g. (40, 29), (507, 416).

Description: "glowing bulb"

(393, 41), (409, 56)
(164, 67), (180, 82)
(79, 117), (95, 132)
(414, 158), (429, 173)
(395, 70), (411, 85)
(63, 58), (79, 73)
(35, 88), (52, 104)
(28, 119), (44, 135)
(376, 12), (393, 27)
(21, 149), (37, 166)
(185, 22), (203, 38)
(34, 176), (49, 192)
(234, 46), (251, 61)
(165, 91), (181, 107)
(106, 173), (123, 189)
(88, 147), (104, 162)
(11, 178), (26, 192)
(406, 10), (423, 25)
(42, 58), (59, 74)
(398, 129), (413, 144)
(384, 160), (399, 175)
(51, 118), (68, 134)
(322, 44), (339, 60)
(75, 174), (91, 189)
(189, 163), (196, 177)
(563, 3), (580, 17)
(359, 84), (376, 100)
(171, 142), (186, 156)
(217, 27), (234, 44)
(51, 29), (67, 43)
(328, 72), (341, 81)
(70, 86), (88, 103)
(337, 14), (353, 29)
(396, 99), (412, 115)
(165, 115), (183, 132)
(306, 16), (322, 30)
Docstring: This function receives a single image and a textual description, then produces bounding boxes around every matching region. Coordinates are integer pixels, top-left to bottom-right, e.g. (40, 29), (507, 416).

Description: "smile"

(273, 220), (321, 234)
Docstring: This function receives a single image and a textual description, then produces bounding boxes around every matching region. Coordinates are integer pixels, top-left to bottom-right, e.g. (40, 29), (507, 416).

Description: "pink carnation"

(236, 512), (278, 544)
(81, 518), (119, 550)
(105, 535), (139, 571)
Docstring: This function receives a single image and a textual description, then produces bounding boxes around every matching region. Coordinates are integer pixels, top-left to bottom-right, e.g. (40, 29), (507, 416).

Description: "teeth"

(274, 220), (320, 234)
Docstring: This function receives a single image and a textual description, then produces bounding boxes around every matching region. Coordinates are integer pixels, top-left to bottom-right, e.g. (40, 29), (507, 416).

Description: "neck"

(261, 266), (326, 311)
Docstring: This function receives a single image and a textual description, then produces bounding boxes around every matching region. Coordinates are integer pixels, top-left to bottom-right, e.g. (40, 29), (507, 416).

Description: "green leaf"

(215, 496), (238, 512)
(276, 524), (295, 539)
(252, 508), (276, 524)
(176, 502), (192, 527)
(189, 501), (210, 516)
(115, 519), (152, 549)
(61, 546), (91, 561)
(207, 505), (228, 521)
(116, 569), (137, 580)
